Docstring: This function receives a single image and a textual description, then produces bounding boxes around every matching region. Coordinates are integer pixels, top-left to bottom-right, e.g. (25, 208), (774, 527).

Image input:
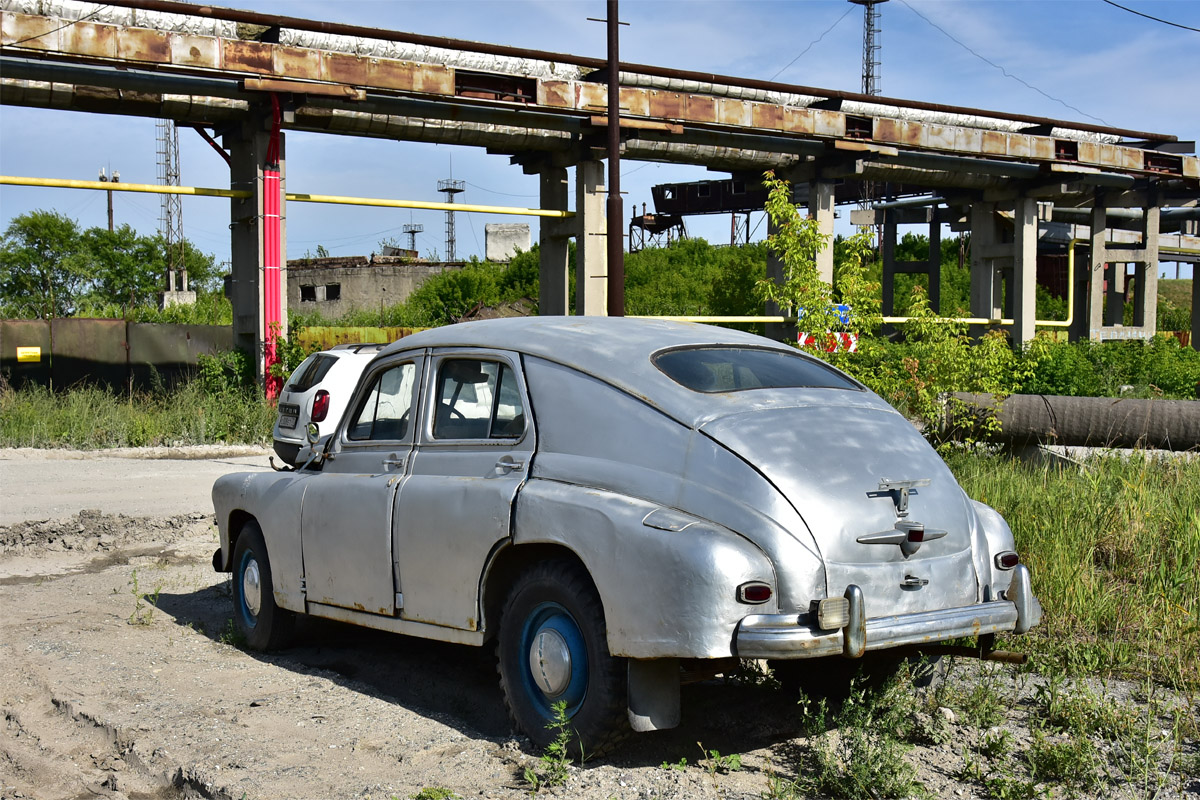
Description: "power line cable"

(769, 6), (856, 82)
(896, 0), (1111, 125)
(464, 181), (538, 198)
(1101, 0), (1200, 33)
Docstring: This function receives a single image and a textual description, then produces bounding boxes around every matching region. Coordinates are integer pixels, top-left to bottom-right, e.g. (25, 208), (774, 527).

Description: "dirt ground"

(0, 448), (1196, 799)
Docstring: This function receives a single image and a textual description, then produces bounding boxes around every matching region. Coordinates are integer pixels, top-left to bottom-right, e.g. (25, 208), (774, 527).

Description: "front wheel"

(232, 521), (294, 651)
(497, 559), (629, 756)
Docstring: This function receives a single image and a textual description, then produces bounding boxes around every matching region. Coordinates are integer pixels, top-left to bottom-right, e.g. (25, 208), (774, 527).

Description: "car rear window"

(653, 346), (862, 393)
(286, 354), (338, 392)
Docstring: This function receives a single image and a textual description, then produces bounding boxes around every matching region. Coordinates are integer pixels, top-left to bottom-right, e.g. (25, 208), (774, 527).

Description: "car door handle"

(495, 455), (525, 472)
(382, 454), (406, 471)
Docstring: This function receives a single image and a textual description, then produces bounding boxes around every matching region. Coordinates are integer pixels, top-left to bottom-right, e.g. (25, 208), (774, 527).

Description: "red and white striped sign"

(797, 332), (859, 353)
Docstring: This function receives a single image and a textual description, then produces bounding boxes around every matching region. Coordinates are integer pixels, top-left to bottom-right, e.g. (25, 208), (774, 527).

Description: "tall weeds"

(0, 380), (274, 449)
(946, 450), (1200, 688)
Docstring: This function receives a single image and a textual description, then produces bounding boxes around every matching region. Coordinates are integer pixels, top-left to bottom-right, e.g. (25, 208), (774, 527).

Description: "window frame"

(420, 350), (530, 447)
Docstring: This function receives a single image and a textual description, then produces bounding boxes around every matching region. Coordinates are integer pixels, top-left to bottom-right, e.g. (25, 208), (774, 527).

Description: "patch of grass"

(0, 378), (275, 449)
(779, 678), (926, 799)
(219, 618), (247, 649)
(522, 700), (576, 792)
(408, 789), (461, 800)
(1026, 731), (1102, 790)
(127, 568), (161, 626)
(945, 451), (1200, 689)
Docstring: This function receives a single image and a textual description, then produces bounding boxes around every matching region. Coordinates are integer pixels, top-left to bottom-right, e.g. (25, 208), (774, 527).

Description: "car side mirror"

(298, 422), (324, 470)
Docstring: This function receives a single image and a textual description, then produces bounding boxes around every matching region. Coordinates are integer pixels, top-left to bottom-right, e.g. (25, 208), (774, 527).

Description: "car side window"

(347, 362), (415, 441)
(433, 359), (525, 440)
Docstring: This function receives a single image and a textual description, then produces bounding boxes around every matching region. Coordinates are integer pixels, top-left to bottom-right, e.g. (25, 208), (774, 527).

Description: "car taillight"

(994, 551), (1020, 570)
(737, 582), (772, 604)
(311, 390), (330, 422)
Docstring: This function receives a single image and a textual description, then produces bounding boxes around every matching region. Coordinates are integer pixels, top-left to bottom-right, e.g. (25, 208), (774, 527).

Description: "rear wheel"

(232, 521), (294, 651)
(497, 559), (629, 755)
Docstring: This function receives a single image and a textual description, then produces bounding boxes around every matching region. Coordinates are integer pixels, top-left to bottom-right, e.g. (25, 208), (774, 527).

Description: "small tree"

(754, 170), (881, 355)
(0, 210), (88, 318)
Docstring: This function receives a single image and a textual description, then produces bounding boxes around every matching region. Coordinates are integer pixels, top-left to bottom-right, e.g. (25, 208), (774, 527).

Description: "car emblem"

(876, 478), (930, 517)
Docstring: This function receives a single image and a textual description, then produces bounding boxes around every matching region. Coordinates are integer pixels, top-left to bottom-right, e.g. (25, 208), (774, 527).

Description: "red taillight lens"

(737, 582), (772, 604)
(311, 390), (330, 422)
(995, 551), (1020, 570)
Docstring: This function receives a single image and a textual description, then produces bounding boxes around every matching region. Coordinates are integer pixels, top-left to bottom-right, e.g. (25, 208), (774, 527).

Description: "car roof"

(379, 318), (891, 429)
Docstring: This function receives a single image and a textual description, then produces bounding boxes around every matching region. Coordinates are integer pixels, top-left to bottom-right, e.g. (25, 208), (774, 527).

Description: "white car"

(272, 343), (384, 465)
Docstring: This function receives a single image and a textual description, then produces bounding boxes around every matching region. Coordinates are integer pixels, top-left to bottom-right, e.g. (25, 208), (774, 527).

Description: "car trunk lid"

(700, 399), (980, 616)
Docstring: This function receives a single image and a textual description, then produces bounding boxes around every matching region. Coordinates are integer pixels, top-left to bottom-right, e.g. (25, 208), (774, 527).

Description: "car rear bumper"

(736, 565), (1041, 659)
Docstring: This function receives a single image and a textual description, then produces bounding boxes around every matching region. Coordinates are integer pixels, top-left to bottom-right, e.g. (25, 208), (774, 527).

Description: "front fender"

(511, 479), (776, 659)
(211, 470), (310, 612)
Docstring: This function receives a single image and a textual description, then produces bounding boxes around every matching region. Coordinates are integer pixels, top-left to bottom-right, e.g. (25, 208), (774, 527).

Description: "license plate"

(278, 403), (299, 429)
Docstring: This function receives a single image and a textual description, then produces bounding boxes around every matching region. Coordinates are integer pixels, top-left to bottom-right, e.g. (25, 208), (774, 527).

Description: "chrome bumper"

(737, 565), (1042, 660)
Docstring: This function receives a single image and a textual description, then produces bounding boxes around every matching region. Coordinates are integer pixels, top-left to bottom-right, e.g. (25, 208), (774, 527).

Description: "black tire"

(232, 521), (295, 651)
(497, 559), (630, 756)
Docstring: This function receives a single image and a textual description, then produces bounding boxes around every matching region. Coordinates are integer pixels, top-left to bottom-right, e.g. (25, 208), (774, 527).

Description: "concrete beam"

(575, 160), (607, 316)
(1087, 200), (1109, 339)
(538, 167), (570, 315)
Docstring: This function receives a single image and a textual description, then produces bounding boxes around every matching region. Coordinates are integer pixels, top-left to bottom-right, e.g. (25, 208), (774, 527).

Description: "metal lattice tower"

(156, 119), (186, 291)
(438, 179), (465, 261)
(850, 0), (888, 222)
(849, 0), (888, 96)
(402, 223), (424, 253)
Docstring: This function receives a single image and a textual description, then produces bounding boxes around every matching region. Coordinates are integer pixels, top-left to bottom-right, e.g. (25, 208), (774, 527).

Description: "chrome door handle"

(382, 454), (406, 470)
(495, 455), (525, 472)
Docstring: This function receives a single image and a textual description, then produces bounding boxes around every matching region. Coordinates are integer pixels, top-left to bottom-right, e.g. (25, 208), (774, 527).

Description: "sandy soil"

(0, 449), (1195, 799)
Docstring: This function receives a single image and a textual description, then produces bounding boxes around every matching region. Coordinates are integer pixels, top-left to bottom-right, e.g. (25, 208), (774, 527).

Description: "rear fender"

(511, 479), (775, 659)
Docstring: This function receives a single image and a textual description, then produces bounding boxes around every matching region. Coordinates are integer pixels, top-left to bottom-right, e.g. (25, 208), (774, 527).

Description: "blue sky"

(1, 0), (1197, 277)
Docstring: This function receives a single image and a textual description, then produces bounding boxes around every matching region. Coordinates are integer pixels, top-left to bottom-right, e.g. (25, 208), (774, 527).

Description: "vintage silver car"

(212, 317), (1041, 752)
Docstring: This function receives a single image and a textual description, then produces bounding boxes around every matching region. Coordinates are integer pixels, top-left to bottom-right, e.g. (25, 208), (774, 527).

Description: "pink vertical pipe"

(263, 167), (282, 401)
(263, 94), (283, 401)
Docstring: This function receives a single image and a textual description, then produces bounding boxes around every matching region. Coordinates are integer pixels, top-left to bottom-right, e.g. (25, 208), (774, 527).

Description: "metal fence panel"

(0, 319), (52, 388)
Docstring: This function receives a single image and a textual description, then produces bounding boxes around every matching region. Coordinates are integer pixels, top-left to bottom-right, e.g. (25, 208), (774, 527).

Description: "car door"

(394, 350), (535, 631)
(300, 354), (422, 616)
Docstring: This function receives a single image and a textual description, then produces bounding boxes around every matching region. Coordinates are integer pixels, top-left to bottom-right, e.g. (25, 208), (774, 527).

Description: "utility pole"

(98, 167), (119, 231)
(438, 178), (464, 261)
(850, 0), (888, 233)
(606, 0), (625, 316)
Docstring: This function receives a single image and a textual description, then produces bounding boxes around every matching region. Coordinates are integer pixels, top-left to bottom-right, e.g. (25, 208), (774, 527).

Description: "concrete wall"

(288, 256), (453, 317)
(485, 223), (530, 262)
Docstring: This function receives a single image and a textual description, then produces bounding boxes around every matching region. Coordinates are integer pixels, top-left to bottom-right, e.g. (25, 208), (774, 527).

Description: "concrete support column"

(881, 209), (897, 317)
(810, 180), (835, 285)
(1087, 201), (1108, 339)
(969, 202), (1003, 337)
(1012, 198), (1038, 344)
(574, 160), (607, 316)
(225, 114), (286, 385)
(1132, 206), (1160, 330)
(1192, 261), (1200, 351)
(537, 167), (570, 315)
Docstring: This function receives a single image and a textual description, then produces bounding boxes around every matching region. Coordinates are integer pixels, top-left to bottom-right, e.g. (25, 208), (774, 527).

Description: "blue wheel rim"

(518, 601), (588, 720)
(236, 548), (259, 631)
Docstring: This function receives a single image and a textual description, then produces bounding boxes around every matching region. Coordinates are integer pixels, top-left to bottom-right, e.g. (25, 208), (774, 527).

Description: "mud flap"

(627, 658), (680, 732)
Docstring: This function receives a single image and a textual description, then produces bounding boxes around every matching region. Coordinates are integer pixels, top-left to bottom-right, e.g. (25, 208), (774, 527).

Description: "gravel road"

(0, 448), (1195, 799)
